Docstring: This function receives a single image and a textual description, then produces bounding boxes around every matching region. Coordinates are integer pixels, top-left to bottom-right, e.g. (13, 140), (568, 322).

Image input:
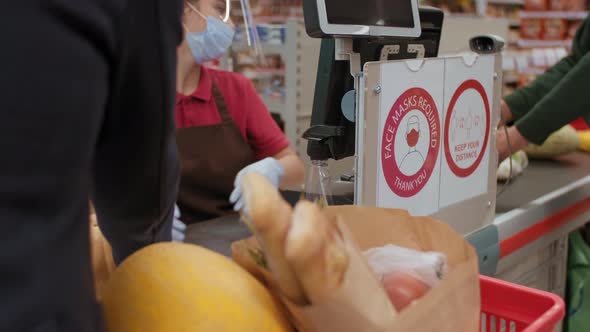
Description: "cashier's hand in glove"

(172, 204), (186, 242)
(230, 157), (285, 212)
(230, 149), (305, 213)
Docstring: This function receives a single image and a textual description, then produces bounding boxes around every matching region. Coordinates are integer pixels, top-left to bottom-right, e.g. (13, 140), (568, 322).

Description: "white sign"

(439, 55), (494, 209)
(377, 59), (445, 216)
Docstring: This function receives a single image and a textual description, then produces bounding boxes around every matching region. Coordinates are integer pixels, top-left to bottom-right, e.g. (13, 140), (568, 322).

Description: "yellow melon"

(101, 242), (293, 332)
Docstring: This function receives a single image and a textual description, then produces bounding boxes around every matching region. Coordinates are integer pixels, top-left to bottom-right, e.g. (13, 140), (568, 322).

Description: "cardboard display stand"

(358, 54), (502, 235)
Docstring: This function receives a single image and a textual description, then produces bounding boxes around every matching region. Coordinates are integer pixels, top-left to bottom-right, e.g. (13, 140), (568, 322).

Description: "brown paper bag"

(232, 205), (480, 332)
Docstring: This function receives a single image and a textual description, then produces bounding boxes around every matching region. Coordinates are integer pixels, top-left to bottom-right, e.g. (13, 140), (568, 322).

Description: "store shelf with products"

(485, 0), (524, 30)
(232, 43), (287, 57)
(517, 39), (573, 47)
(520, 10), (588, 18)
(502, 46), (569, 95)
(229, 18), (320, 160)
(486, 0), (590, 96)
(488, 0), (525, 5)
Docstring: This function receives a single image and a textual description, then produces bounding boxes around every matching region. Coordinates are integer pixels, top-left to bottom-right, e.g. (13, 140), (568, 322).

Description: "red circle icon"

(381, 87), (440, 198)
(444, 80), (491, 178)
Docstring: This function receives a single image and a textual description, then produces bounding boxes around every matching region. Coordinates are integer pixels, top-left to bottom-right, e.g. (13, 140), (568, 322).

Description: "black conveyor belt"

(496, 153), (590, 213)
(186, 152), (590, 256)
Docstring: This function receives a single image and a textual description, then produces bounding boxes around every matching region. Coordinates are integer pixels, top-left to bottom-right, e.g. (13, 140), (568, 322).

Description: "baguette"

(285, 200), (349, 304)
(240, 172), (307, 304)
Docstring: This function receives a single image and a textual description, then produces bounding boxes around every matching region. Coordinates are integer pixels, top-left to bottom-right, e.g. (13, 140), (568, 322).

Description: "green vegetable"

(524, 125), (580, 159)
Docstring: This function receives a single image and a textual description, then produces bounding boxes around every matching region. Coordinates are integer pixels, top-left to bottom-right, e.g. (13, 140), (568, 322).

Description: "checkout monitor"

(303, 6), (443, 162)
(304, 0), (422, 38)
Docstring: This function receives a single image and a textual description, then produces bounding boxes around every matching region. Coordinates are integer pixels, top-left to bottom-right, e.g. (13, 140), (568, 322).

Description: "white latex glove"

(172, 204), (186, 242)
(229, 157), (285, 212)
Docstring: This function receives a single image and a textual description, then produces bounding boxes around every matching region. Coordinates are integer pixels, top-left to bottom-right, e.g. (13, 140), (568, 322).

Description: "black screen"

(325, 0), (415, 28)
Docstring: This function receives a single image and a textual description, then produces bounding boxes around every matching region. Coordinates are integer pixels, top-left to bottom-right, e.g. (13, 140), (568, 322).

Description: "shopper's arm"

(514, 51), (590, 145)
(503, 55), (577, 122)
(92, 0), (183, 264)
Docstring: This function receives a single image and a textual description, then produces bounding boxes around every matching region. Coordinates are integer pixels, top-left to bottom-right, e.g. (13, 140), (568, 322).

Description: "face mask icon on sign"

(400, 115), (425, 176)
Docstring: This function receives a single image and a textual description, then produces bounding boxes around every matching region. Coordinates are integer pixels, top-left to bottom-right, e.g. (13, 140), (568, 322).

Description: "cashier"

(173, 0), (304, 232)
(497, 17), (590, 162)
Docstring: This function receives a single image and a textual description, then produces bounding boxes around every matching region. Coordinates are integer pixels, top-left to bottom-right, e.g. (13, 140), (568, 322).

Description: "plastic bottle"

(303, 159), (333, 207)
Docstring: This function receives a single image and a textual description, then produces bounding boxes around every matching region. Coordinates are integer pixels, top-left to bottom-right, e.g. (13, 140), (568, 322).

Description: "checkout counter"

(183, 3), (588, 330)
(186, 152), (590, 294)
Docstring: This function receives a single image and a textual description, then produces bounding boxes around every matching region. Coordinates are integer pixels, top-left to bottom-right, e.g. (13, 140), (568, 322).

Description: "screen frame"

(316, 0), (422, 38)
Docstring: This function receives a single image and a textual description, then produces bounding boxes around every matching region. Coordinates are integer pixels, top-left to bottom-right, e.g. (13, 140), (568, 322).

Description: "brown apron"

(176, 82), (256, 224)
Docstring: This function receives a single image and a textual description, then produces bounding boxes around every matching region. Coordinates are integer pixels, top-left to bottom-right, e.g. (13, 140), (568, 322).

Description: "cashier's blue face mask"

(185, 16), (235, 64)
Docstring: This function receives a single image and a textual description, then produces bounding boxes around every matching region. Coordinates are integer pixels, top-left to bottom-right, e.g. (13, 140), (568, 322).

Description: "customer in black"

(0, 0), (182, 331)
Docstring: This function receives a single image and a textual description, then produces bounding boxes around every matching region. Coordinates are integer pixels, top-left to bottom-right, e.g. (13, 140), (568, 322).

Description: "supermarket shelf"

(260, 44), (287, 56)
(520, 11), (588, 19)
(509, 19), (520, 27)
(255, 15), (304, 23)
(503, 74), (519, 84)
(487, 0), (524, 5)
(232, 43), (287, 57)
(242, 69), (285, 80)
(262, 96), (285, 112)
(517, 39), (573, 48)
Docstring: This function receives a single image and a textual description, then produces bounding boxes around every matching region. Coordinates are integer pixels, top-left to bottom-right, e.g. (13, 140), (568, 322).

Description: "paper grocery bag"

(232, 205), (480, 332)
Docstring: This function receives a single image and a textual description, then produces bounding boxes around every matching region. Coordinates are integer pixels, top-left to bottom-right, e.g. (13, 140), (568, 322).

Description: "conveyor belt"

(186, 152), (590, 257)
(496, 153), (590, 213)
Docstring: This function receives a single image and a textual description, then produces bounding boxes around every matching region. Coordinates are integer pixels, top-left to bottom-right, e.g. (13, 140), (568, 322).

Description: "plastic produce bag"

(566, 230), (590, 332)
(497, 150), (528, 181)
(364, 245), (449, 287)
(524, 124), (580, 159)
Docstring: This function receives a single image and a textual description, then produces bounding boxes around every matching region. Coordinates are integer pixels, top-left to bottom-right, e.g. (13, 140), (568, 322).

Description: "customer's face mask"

(184, 2), (235, 64)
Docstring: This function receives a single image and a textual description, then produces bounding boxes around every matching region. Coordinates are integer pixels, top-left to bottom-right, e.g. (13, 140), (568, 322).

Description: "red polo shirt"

(176, 66), (289, 160)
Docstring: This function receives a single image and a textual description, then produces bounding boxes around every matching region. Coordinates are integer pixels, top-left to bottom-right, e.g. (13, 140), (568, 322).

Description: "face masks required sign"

(375, 55), (495, 216)
(378, 59), (444, 216)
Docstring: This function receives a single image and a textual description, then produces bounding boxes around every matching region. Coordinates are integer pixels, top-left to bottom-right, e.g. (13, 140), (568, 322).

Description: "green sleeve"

(514, 51), (590, 145)
(504, 55), (576, 120)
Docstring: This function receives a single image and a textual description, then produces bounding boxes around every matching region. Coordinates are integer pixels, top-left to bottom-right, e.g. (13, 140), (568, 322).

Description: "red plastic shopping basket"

(480, 275), (565, 332)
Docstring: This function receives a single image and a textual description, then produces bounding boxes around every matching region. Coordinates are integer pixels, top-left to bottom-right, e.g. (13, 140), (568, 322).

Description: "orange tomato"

(382, 272), (430, 311)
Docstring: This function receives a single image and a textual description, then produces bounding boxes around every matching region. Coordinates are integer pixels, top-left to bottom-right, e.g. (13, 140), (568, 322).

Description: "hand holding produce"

(285, 200), (349, 304)
(240, 172), (307, 304)
(230, 157), (285, 212)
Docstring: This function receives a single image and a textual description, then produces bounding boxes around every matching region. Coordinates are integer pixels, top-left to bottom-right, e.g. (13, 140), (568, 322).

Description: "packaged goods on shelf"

(543, 18), (568, 39)
(549, 0), (587, 11)
(524, 0), (549, 11)
(521, 18), (544, 38)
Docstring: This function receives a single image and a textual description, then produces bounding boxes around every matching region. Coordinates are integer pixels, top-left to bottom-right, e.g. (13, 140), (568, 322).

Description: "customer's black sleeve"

(0, 0), (182, 331)
(91, 0), (183, 264)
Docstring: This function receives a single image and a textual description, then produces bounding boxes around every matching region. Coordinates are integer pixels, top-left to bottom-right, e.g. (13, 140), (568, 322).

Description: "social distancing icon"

(444, 79), (490, 178)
